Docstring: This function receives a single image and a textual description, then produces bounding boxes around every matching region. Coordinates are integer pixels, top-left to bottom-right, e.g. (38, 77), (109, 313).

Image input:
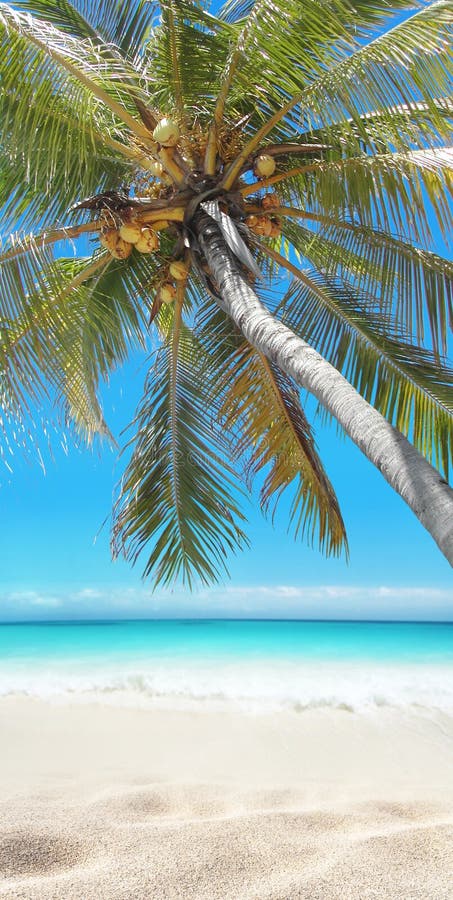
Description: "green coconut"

(254, 154), (276, 177)
(152, 118), (180, 148)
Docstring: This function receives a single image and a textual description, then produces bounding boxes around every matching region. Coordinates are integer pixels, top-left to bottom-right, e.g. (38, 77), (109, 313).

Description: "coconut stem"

(158, 147), (186, 185)
(140, 207), (185, 226)
(220, 95), (303, 191)
(240, 164), (319, 197)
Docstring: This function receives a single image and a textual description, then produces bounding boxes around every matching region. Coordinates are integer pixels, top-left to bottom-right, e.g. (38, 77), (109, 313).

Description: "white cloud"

(0, 583), (451, 620)
(4, 590), (62, 608)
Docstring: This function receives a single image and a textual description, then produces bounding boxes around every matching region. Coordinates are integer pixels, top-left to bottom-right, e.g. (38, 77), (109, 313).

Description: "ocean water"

(0, 619), (452, 713)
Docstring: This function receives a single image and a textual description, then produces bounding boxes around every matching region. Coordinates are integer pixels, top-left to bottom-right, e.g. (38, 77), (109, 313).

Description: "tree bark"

(195, 210), (453, 565)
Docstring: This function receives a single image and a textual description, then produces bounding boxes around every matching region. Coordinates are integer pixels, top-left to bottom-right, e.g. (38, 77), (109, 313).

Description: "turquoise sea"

(0, 619), (452, 712)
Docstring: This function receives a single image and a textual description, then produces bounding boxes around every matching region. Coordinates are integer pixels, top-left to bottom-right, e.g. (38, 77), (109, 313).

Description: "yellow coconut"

(262, 192), (280, 210)
(159, 283), (177, 304)
(254, 154), (276, 178)
(245, 214), (259, 228)
(268, 220), (281, 238)
(252, 216), (273, 237)
(153, 118), (180, 147)
(99, 228), (120, 252)
(148, 160), (164, 178)
(119, 222), (142, 243)
(100, 229), (132, 259)
(111, 237), (133, 259)
(135, 228), (160, 253)
(169, 260), (189, 281)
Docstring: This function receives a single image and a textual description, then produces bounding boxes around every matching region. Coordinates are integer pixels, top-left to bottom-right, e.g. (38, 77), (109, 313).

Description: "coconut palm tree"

(1, 0), (452, 584)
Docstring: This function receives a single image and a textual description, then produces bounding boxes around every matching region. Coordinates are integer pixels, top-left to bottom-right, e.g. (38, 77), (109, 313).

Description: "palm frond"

(195, 299), (347, 555)
(247, 149), (453, 246)
(0, 5), (152, 139)
(12, 0), (156, 59)
(0, 6), (148, 228)
(297, 0), (453, 137)
(142, 0), (233, 126)
(282, 216), (453, 357)
(0, 254), (110, 442)
(298, 98), (453, 158)
(0, 231), (151, 448)
(220, 0), (453, 185)
(112, 295), (248, 586)
(266, 260), (453, 476)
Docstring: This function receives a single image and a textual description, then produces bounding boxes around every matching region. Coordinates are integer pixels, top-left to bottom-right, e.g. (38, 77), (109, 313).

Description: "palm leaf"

(266, 261), (453, 476)
(112, 294), (248, 585)
(282, 216), (453, 357)
(219, 0), (453, 186)
(195, 299), (347, 555)
(297, 0), (453, 137)
(12, 0), (156, 59)
(0, 233), (150, 446)
(0, 5), (152, 139)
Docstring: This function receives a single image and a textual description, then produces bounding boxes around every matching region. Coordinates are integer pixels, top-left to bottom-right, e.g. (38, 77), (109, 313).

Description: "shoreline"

(1, 698), (453, 897)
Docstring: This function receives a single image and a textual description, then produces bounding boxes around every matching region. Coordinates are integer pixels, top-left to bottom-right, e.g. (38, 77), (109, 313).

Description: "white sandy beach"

(0, 697), (452, 898)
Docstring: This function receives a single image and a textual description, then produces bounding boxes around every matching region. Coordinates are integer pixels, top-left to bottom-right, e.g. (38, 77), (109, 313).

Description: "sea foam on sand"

(0, 697), (452, 899)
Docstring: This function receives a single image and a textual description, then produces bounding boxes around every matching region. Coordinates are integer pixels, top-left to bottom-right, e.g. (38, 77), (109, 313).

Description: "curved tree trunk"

(195, 211), (453, 565)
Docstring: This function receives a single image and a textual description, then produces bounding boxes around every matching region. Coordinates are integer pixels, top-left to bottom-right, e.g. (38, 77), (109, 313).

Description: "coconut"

(245, 215), (259, 228)
(254, 154), (276, 178)
(148, 160), (164, 177)
(159, 283), (177, 304)
(153, 118), (180, 147)
(119, 222), (142, 243)
(135, 228), (160, 253)
(99, 228), (120, 251)
(262, 192), (280, 210)
(99, 229), (132, 258)
(252, 216), (273, 237)
(268, 220), (281, 238)
(111, 237), (133, 259)
(169, 260), (189, 281)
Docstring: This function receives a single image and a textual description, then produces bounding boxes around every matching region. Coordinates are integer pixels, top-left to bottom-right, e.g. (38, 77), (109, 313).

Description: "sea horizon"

(1, 615), (453, 625)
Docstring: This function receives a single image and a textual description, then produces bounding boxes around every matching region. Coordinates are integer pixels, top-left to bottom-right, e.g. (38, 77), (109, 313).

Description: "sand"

(0, 697), (452, 898)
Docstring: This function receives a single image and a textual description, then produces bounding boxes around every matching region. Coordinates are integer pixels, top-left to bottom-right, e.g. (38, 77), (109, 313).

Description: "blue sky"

(1, 347), (451, 622)
(0, 2), (452, 623)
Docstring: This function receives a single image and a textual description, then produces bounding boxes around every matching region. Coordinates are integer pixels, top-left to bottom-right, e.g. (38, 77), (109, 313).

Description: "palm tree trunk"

(195, 210), (453, 565)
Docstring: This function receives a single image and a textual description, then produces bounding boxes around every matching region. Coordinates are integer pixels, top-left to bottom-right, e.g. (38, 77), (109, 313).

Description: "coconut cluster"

(100, 221), (160, 257)
(157, 261), (190, 305)
(245, 192), (281, 238)
(95, 117), (283, 305)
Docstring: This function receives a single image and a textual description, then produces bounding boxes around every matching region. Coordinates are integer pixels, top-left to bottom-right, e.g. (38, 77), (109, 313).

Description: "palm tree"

(1, 0), (452, 585)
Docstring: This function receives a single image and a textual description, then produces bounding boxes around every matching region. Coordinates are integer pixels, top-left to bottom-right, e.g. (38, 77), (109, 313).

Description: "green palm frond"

(195, 300), (347, 556)
(12, 0), (156, 58)
(0, 253), (110, 440)
(0, 235), (150, 445)
(217, 0), (453, 152)
(142, 0), (233, 123)
(0, 6), (148, 227)
(112, 295), (248, 585)
(0, 5), (152, 138)
(297, 0), (453, 135)
(297, 98), (453, 158)
(271, 269), (453, 476)
(250, 149), (453, 245)
(282, 217), (453, 357)
(220, 0), (415, 28)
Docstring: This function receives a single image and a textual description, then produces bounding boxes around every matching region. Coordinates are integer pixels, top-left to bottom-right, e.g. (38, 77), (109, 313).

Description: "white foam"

(1, 656), (453, 714)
